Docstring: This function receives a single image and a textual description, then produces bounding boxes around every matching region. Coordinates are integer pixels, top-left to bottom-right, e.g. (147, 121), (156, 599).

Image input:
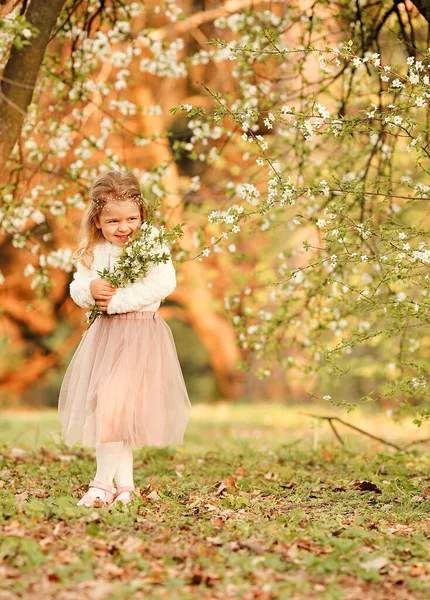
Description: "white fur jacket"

(69, 228), (176, 314)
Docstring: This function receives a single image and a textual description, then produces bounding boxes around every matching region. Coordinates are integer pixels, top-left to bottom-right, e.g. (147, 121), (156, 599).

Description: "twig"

(299, 412), (403, 451)
(327, 419), (345, 445)
(402, 437), (430, 450)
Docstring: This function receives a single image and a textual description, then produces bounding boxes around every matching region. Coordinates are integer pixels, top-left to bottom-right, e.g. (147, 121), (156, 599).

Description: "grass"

(0, 402), (430, 599)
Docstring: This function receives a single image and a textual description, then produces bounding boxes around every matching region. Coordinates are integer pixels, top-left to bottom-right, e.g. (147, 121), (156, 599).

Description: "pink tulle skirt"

(58, 311), (192, 449)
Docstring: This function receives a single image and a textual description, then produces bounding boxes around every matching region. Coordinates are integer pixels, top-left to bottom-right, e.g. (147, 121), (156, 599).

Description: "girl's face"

(94, 200), (142, 246)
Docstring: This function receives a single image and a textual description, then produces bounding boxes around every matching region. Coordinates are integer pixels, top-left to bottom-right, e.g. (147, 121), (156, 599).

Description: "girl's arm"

(106, 247), (176, 315)
(69, 262), (97, 309)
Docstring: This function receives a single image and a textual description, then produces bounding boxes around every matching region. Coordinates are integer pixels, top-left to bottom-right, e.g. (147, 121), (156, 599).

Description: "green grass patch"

(0, 404), (429, 599)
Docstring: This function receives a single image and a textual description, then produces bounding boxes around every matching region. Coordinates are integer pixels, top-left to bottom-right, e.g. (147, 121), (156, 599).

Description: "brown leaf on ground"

(229, 538), (267, 554)
(280, 481), (297, 489)
(99, 562), (125, 578)
(323, 449), (333, 462)
(410, 563), (428, 577)
(119, 536), (146, 553)
(296, 538), (333, 554)
(360, 556), (389, 571)
(235, 466), (249, 476)
(352, 480), (382, 494)
(211, 517), (225, 528)
(55, 549), (80, 564)
(146, 489), (161, 500)
(189, 567), (220, 587)
(205, 535), (223, 546)
(216, 476), (237, 495)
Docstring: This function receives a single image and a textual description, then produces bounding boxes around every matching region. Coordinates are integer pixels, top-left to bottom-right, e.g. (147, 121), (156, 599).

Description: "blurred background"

(0, 0), (428, 416)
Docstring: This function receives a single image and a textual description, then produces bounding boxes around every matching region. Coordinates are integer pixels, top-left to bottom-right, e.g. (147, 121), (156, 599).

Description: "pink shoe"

(112, 485), (135, 506)
(77, 480), (117, 507)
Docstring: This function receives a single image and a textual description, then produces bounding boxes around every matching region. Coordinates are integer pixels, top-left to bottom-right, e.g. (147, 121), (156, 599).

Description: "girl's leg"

(113, 443), (135, 503)
(77, 441), (124, 505)
(95, 441), (125, 486)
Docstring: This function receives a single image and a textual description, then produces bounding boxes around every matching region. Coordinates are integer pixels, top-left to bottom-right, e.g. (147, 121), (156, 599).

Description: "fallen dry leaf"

(360, 556), (389, 571)
(410, 563), (428, 577)
(119, 536), (146, 553)
(280, 482), (297, 490)
(212, 517), (225, 528)
(216, 476), (238, 495)
(235, 466), (249, 476)
(146, 489), (161, 500)
(352, 480), (381, 494)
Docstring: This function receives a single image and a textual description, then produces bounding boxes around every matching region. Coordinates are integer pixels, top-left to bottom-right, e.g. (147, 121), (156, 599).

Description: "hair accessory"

(91, 194), (145, 210)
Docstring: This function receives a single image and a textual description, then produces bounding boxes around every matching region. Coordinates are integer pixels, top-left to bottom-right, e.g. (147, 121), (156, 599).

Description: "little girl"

(58, 170), (192, 507)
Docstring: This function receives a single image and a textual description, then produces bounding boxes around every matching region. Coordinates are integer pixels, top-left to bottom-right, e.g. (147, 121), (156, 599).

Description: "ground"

(0, 403), (429, 600)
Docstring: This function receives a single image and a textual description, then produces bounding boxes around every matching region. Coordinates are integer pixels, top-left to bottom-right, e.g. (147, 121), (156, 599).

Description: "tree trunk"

(411, 0), (430, 23)
(0, 0), (66, 173)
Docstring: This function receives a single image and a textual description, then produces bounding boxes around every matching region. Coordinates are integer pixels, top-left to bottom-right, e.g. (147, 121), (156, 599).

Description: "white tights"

(86, 441), (134, 500)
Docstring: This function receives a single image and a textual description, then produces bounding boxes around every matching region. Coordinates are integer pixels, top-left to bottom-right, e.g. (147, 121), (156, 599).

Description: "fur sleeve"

(69, 262), (97, 309)
(106, 249), (176, 315)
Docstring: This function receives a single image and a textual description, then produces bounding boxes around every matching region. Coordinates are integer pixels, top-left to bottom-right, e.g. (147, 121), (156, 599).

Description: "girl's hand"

(90, 278), (116, 302)
(96, 298), (112, 312)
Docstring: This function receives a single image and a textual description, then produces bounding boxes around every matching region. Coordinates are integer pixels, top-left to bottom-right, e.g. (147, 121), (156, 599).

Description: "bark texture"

(411, 0), (430, 23)
(0, 0), (66, 173)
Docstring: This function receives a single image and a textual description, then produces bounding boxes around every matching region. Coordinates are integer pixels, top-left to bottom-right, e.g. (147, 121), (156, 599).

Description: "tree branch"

(0, 0), (66, 173)
(299, 412), (404, 451)
(410, 0), (430, 24)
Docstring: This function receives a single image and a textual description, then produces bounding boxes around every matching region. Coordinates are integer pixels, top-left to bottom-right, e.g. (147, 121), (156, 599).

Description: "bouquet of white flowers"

(85, 220), (183, 326)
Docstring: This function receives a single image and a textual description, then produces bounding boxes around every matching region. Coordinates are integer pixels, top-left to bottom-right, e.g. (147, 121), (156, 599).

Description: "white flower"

(31, 210), (45, 224)
(237, 183), (260, 205)
(228, 244), (236, 253)
(409, 71), (419, 85)
(323, 395), (331, 401)
(24, 264), (36, 277)
(46, 248), (74, 272)
(391, 78), (404, 89)
(315, 103), (330, 119)
(208, 211), (219, 223)
(0, 270), (4, 285)
(189, 176), (200, 191)
(50, 201), (66, 216)
(201, 248), (210, 257)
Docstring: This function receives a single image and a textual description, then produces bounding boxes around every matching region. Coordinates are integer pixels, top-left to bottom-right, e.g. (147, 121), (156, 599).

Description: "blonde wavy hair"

(75, 171), (148, 268)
